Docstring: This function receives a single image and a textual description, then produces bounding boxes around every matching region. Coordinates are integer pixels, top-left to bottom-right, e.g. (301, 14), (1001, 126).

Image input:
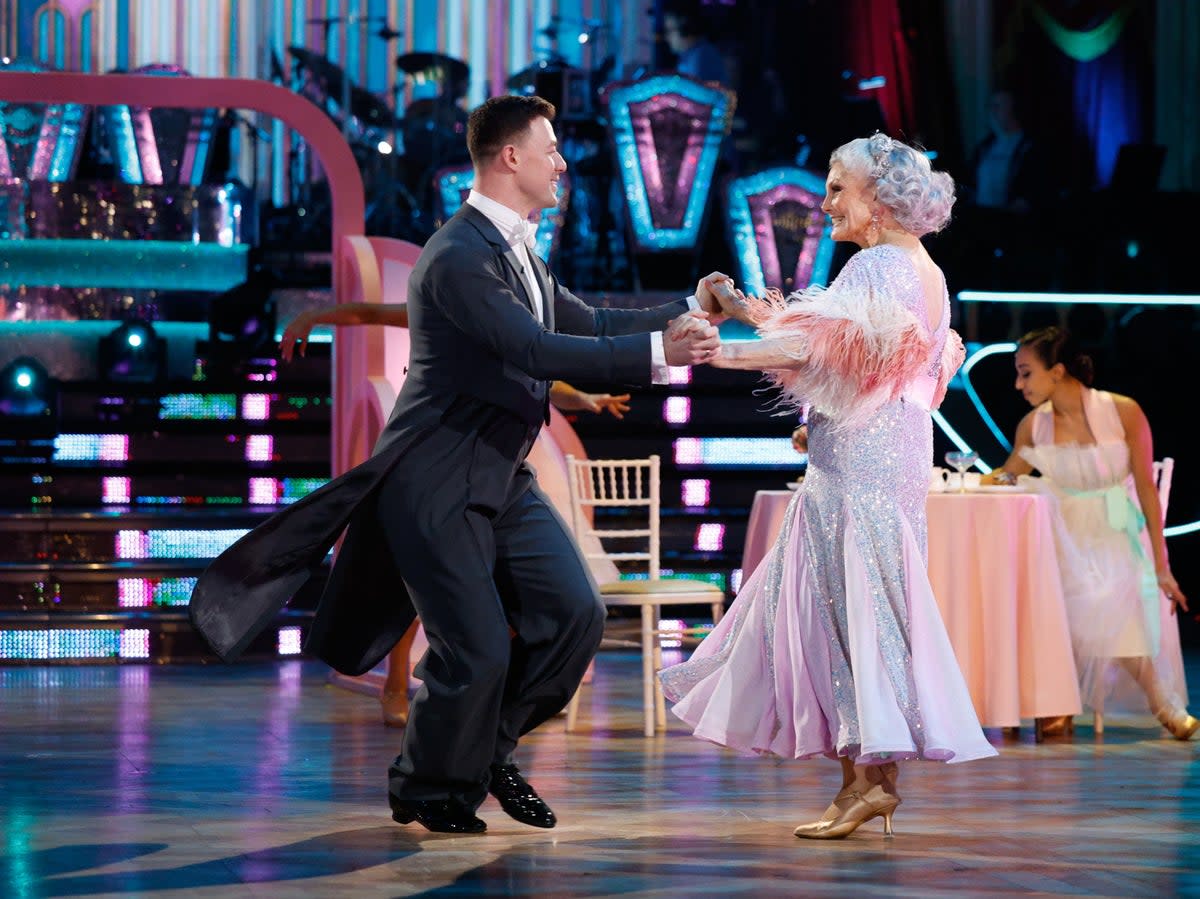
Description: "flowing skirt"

(660, 404), (997, 765)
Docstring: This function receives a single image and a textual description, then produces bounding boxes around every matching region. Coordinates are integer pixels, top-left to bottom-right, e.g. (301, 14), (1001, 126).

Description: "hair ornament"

(870, 132), (894, 179)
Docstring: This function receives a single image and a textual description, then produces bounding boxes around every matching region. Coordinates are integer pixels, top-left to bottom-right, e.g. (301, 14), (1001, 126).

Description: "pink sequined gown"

(660, 246), (997, 764)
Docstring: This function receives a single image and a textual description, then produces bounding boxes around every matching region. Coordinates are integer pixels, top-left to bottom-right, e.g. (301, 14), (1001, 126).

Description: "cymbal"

(288, 46), (347, 88)
(288, 47), (399, 128)
(395, 52), (469, 84)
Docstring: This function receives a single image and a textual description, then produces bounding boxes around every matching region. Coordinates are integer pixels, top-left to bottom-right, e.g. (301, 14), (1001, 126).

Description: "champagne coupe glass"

(944, 450), (980, 492)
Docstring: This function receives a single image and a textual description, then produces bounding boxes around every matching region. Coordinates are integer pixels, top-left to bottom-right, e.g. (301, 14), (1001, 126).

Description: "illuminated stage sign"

(600, 73), (735, 252)
(724, 166), (834, 296)
(102, 63), (219, 186)
(0, 59), (88, 182)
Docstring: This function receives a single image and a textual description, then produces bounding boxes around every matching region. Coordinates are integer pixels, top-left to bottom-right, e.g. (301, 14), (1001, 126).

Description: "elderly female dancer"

(662, 134), (997, 839)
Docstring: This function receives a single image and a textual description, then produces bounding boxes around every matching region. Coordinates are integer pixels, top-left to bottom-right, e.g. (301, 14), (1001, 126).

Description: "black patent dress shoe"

(488, 764), (556, 828)
(388, 794), (487, 834)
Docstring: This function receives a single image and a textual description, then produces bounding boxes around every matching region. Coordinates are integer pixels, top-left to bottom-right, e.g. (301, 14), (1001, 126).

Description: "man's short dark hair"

(467, 95), (557, 166)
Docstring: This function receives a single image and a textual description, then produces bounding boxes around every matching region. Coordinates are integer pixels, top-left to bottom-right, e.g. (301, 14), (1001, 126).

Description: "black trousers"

(379, 418), (605, 809)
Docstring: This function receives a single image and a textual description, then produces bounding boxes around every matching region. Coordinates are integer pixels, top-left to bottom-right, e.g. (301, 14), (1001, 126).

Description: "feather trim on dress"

(745, 281), (934, 431)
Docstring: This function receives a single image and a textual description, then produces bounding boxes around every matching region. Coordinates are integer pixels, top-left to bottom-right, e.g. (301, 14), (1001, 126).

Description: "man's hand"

(280, 311), (321, 362)
(693, 271), (735, 320)
(791, 424), (808, 454)
(664, 310), (721, 366)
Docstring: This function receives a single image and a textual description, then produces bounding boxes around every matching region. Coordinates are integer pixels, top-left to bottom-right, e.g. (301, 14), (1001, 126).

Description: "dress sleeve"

(744, 250), (934, 430)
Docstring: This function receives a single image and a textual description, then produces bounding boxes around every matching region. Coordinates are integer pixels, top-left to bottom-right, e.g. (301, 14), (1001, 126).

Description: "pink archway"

(0, 71), (369, 474)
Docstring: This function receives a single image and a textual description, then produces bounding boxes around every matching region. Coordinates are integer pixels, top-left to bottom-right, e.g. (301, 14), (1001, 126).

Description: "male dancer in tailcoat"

(190, 93), (728, 833)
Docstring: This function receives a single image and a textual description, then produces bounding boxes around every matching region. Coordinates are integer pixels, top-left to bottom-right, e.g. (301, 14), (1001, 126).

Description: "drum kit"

(278, 13), (615, 253)
(283, 15), (472, 242)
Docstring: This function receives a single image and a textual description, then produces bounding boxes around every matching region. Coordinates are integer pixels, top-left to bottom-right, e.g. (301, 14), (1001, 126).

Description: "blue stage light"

(100, 320), (166, 384)
(0, 356), (57, 433)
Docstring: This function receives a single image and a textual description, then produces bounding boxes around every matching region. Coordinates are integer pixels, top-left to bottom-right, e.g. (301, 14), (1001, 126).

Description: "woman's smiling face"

(821, 161), (876, 248)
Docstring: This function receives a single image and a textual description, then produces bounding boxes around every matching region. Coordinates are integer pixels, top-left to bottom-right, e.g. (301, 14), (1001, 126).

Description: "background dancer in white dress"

(983, 326), (1195, 740)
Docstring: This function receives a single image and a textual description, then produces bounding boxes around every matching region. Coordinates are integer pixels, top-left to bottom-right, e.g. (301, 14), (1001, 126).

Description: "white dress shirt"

(467, 190), (546, 324)
(465, 190), (692, 384)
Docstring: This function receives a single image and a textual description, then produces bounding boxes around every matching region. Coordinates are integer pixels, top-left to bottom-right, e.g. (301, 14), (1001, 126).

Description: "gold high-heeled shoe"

(793, 784), (901, 839)
(1156, 706), (1199, 740)
(810, 785), (858, 824)
(381, 690), (409, 728)
(1035, 715), (1074, 740)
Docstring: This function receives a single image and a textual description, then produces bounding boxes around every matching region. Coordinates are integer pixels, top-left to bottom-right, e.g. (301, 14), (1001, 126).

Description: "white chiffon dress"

(1019, 387), (1188, 722)
(659, 245), (997, 765)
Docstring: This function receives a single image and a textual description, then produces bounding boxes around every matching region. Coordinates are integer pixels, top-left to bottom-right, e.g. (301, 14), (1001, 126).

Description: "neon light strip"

(274, 328), (332, 344)
(930, 410), (991, 474)
(673, 436), (799, 468)
(959, 342), (1016, 451)
(0, 240), (248, 290)
(618, 570), (727, 591)
(958, 291), (1200, 306)
(0, 628), (120, 659)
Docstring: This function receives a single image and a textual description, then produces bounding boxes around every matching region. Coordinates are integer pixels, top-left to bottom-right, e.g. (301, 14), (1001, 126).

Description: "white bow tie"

(507, 218), (538, 251)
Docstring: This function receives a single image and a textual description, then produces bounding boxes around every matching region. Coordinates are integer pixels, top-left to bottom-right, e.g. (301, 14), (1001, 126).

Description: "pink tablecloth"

(742, 489), (796, 580)
(741, 489), (1082, 727)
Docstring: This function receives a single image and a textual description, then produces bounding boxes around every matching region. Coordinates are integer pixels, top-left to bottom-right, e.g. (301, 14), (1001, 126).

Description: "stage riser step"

(0, 433), (329, 465)
(0, 473), (331, 508)
(53, 392), (334, 427)
(0, 506), (750, 571)
(0, 473), (788, 512)
(0, 468), (330, 508)
(0, 529), (254, 563)
(0, 527), (746, 568)
(0, 613), (312, 664)
(0, 579), (193, 612)
(0, 573), (329, 613)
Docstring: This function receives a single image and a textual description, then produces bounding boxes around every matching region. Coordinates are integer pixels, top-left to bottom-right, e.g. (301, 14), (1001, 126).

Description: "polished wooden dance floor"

(3, 647), (1198, 898)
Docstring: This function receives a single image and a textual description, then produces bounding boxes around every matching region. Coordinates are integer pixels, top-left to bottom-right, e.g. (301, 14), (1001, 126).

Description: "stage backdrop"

(1, 0), (644, 203)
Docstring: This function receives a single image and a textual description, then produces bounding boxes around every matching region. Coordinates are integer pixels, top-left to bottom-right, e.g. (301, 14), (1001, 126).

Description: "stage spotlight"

(99, 320), (166, 383)
(0, 356), (58, 434)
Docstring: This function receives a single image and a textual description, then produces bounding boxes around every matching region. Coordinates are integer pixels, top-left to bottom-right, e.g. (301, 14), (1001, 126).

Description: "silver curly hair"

(829, 133), (955, 237)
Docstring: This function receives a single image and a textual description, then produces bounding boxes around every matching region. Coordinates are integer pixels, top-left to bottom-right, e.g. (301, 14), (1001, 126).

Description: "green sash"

(1063, 483), (1160, 654)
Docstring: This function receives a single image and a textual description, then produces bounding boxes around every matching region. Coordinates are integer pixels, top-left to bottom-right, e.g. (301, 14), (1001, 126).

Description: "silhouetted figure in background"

(662, 5), (732, 88)
(950, 87), (1053, 339)
(965, 89), (1045, 216)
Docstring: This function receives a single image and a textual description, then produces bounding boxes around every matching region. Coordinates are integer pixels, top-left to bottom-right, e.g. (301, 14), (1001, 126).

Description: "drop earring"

(867, 213), (881, 247)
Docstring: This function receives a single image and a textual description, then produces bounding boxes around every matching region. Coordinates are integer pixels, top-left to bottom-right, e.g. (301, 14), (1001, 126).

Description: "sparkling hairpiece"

(871, 132), (895, 179)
